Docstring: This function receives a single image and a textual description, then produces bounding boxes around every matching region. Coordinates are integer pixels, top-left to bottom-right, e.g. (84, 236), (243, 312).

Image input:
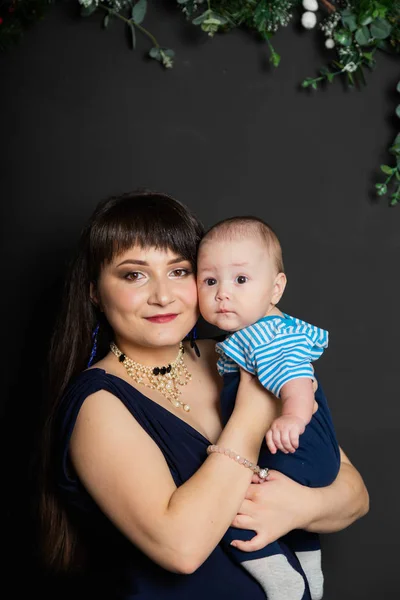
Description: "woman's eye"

(205, 278), (217, 286)
(236, 276), (248, 284)
(125, 272), (144, 282)
(171, 268), (190, 278)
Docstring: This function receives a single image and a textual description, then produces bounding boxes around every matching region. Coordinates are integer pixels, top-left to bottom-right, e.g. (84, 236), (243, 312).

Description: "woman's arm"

(306, 446), (369, 532)
(230, 446), (369, 551)
(69, 371), (277, 574)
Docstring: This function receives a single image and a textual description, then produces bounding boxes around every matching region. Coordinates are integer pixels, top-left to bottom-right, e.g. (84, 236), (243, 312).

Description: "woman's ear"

(271, 272), (287, 305)
(90, 282), (100, 309)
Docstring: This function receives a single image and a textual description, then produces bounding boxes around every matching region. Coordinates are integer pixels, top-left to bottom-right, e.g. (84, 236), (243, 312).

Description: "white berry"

(325, 38), (335, 49)
(301, 11), (317, 29)
(302, 0), (319, 11)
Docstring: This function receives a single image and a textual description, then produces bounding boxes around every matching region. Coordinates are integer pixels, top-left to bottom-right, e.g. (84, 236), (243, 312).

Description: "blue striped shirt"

(215, 313), (329, 397)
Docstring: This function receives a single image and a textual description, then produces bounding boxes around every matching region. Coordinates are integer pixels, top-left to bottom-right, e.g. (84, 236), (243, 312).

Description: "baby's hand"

(265, 415), (306, 455)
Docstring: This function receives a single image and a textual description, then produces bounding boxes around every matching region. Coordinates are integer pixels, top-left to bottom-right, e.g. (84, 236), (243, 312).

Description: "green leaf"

(271, 52), (281, 67)
(370, 18), (392, 40)
(326, 72), (334, 83)
(103, 14), (110, 29)
(355, 26), (371, 46)
(80, 5), (98, 17)
(363, 51), (374, 61)
(396, 171), (400, 182)
(163, 48), (175, 58)
(334, 29), (352, 47)
(129, 23), (136, 49)
(342, 11), (358, 32)
(360, 16), (373, 26)
(381, 165), (394, 175)
(390, 196), (399, 206)
(390, 143), (400, 155)
(149, 47), (161, 60)
(396, 105), (400, 119)
(375, 183), (387, 195)
(132, 0), (147, 25)
(397, 81), (400, 93)
(397, 157), (400, 171)
(192, 12), (208, 25)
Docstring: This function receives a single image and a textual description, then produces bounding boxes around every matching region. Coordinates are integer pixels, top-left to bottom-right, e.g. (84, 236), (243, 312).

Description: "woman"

(39, 189), (369, 599)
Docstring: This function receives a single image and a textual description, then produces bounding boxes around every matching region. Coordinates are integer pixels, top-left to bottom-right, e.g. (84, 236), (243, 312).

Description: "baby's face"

(197, 236), (285, 332)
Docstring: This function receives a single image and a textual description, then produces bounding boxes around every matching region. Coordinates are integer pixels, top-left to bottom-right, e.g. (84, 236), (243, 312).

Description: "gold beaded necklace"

(110, 342), (192, 412)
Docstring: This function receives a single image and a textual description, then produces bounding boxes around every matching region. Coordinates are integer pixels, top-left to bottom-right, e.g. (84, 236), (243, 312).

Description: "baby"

(197, 216), (340, 600)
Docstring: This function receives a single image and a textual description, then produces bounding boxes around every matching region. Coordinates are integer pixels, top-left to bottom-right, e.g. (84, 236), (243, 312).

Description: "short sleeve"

(215, 344), (241, 376)
(253, 326), (328, 397)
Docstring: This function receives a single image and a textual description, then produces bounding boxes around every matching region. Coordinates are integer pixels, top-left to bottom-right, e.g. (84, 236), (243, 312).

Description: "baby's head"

(197, 216), (287, 332)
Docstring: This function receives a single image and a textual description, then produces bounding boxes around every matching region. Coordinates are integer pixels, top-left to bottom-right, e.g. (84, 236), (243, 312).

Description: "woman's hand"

(229, 448), (369, 551)
(230, 470), (314, 551)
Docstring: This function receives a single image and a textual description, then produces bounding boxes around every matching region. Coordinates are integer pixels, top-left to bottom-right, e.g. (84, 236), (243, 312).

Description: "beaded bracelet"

(206, 445), (269, 479)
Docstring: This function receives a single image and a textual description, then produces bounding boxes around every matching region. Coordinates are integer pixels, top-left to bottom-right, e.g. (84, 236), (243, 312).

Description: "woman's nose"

(148, 279), (174, 306)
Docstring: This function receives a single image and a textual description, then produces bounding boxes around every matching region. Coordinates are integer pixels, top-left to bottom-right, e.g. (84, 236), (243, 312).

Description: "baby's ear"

(272, 272), (287, 305)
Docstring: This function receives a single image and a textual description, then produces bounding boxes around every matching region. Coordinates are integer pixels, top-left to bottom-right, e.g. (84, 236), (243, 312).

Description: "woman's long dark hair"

(38, 189), (204, 571)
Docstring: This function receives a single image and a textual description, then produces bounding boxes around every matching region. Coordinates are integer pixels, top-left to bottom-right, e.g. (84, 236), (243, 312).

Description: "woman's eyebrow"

(116, 256), (187, 267)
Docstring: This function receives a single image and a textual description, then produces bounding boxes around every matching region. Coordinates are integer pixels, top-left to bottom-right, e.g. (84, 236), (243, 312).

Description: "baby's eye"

(125, 271), (144, 282)
(236, 276), (248, 284)
(171, 268), (191, 278)
(205, 278), (217, 286)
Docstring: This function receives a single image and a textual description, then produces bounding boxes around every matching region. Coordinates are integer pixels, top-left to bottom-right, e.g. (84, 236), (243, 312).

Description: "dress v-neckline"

(92, 368), (213, 445)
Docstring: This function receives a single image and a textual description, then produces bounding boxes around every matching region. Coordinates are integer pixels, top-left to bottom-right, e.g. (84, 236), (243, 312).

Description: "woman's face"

(93, 245), (199, 352)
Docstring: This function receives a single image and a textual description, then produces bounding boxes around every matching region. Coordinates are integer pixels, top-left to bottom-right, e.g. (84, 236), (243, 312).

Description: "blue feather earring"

(189, 325), (201, 358)
(87, 323), (100, 367)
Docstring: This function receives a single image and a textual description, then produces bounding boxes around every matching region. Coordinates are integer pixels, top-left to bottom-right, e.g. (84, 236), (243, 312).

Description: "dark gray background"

(1, 1), (399, 598)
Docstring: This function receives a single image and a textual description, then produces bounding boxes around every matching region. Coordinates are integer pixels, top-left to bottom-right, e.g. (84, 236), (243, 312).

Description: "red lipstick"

(145, 314), (178, 324)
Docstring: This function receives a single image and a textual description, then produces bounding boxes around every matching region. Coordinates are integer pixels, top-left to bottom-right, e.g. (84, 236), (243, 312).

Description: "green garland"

(1, 0), (399, 205)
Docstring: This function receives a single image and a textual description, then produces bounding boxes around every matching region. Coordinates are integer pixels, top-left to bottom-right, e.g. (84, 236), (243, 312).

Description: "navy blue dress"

(54, 368), (319, 599)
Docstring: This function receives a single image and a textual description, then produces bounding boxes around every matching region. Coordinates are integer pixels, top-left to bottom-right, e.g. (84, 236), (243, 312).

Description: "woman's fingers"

(230, 532), (267, 552)
(231, 513), (254, 529)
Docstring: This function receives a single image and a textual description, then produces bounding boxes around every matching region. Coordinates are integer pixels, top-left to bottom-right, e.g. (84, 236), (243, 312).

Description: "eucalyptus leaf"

(103, 15), (110, 29)
(192, 12), (208, 25)
(355, 26), (371, 46)
(149, 47), (161, 60)
(132, 0), (147, 25)
(342, 12), (357, 32)
(129, 23), (136, 49)
(381, 164), (394, 175)
(360, 16), (373, 26)
(370, 18), (392, 40)
(163, 48), (175, 58)
(390, 196), (398, 206)
(396, 105), (400, 119)
(80, 5), (98, 17)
